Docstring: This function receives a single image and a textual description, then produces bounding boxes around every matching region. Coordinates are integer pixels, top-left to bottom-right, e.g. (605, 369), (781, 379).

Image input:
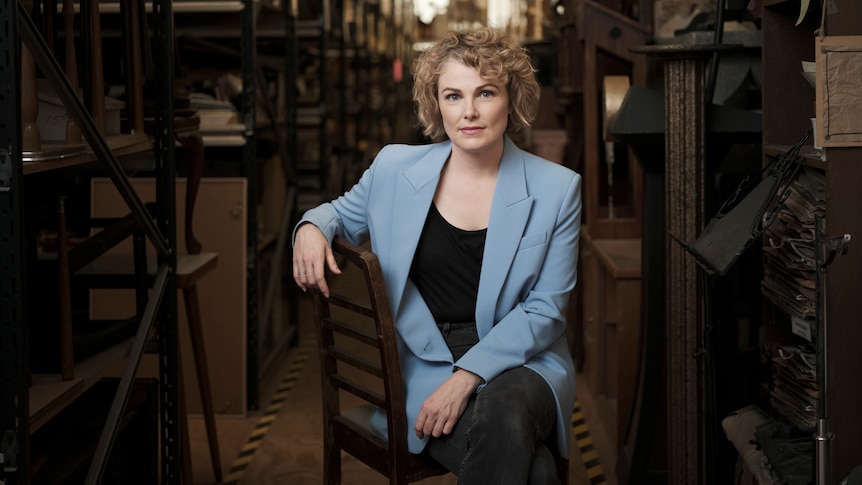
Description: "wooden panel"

(580, 0), (649, 239)
(580, 237), (605, 396)
(821, 9), (862, 479)
(824, 150), (862, 478)
(90, 177), (248, 416)
(580, 230), (642, 449)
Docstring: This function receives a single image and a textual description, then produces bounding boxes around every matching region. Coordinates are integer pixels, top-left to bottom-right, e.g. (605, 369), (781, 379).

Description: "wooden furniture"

(759, 0), (862, 481)
(310, 236), (450, 484)
(579, 231), (641, 450)
(76, 251), (223, 483)
(579, 0), (649, 239)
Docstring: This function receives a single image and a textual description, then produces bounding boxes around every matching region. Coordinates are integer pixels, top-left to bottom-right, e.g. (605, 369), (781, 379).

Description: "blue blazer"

(297, 135), (581, 456)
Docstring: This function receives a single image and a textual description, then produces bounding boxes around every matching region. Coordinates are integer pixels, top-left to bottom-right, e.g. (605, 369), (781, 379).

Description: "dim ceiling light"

(415, 0), (450, 24)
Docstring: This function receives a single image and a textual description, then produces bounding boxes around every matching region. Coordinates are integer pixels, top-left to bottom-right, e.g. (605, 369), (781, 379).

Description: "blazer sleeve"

(292, 145), (396, 247)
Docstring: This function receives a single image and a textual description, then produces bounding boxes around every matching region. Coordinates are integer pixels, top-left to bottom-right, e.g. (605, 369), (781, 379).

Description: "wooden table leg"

(183, 284), (222, 482)
(179, 133), (204, 255)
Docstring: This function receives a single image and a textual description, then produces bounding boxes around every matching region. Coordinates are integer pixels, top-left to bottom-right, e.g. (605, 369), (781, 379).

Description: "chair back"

(310, 236), (449, 484)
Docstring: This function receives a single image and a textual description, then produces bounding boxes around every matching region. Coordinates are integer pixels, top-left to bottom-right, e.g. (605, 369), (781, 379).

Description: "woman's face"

(437, 59), (509, 157)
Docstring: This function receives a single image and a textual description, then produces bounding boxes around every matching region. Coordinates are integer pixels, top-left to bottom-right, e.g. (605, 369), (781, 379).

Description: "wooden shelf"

(96, 1), (245, 14)
(588, 237), (641, 280)
(763, 144), (827, 170)
(29, 338), (133, 433)
(22, 133), (152, 176)
(759, 0), (862, 479)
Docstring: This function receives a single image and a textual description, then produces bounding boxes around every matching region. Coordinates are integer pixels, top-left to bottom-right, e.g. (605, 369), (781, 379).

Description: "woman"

(293, 27), (581, 484)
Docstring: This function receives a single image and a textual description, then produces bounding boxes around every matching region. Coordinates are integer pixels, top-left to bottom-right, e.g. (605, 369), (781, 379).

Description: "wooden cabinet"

(759, 0), (862, 480)
(91, 177), (249, 416)
(579, 230), (641, 449)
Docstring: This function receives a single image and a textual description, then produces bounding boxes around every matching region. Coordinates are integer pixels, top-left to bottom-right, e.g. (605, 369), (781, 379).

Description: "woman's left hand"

(414, 369), (483, 439)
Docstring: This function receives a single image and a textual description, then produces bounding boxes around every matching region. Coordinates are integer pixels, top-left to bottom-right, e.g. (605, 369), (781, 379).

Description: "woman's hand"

(414, 369), (482, 439)
(292, 223), (341, 297)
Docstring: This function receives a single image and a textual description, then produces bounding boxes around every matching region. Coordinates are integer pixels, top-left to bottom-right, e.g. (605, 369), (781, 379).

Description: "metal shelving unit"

(170, 0), (301, 411)
(0, 0), (181, 483)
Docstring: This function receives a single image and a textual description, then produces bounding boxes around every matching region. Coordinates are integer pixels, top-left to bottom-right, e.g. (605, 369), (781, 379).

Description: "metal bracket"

(821, 233), (851, 269)
(0, 149), (10, 193)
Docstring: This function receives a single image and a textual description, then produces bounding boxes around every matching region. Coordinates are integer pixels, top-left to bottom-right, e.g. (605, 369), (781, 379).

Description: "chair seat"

(75, 252), (218, 288)
(341, 403), (380, 435)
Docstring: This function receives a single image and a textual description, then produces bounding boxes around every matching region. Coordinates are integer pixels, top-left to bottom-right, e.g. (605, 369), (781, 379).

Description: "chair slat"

(326, 292), (376, 319)
(325, 344), (384, 378)
(321, 316), (379, 347)
(328, 374), (386, 409)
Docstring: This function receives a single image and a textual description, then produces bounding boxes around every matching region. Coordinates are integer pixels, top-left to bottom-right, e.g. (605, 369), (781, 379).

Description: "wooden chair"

(311, 236), (570, 484)
(310, 236), (449, 484)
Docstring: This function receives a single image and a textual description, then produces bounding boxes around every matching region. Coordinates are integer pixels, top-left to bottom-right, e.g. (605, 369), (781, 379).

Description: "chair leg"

(183, 285), (223, 482)
(557, 456), (569, 485)
(323, 439), (341, 485)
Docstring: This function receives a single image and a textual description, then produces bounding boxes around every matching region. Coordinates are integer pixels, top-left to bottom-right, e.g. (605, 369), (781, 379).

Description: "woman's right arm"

(291, 145), (392, 296)
(292, 222), (341, 297)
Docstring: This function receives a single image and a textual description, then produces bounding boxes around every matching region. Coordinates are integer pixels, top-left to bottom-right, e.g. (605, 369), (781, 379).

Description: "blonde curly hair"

(412, 27), (540, 142)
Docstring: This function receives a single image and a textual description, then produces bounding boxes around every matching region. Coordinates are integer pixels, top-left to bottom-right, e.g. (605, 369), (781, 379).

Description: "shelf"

(759, 0), (862, 478)
(202, 135), (247, 147)
(22, 133), (152, 176)
(763, 144), (827, 170)
(29, 337), (133, 433)
(587, 237), (641, 280)
(96, 1), (245, 14)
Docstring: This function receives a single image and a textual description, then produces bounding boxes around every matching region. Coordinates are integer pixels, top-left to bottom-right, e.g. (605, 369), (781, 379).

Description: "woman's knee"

(471, 368), (556, 439)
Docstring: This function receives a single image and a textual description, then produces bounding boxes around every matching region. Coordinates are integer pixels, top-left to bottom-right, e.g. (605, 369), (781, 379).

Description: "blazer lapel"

(475, 137), (532, 336)
(386, 141), (450, 319)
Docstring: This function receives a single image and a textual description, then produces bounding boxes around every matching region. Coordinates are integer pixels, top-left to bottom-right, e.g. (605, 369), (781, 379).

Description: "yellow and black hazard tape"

(221, 336), (314, 484)
(572, 399), (608, 485)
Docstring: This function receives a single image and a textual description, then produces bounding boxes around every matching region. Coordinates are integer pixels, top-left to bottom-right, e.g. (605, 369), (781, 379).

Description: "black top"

(409, 204), (486, 323)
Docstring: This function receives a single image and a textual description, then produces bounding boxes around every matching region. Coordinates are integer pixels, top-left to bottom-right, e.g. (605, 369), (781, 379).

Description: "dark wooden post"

(629, 43), (740, 484)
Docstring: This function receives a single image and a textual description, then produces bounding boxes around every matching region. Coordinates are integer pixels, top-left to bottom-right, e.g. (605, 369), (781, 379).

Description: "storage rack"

(293, 0), (331, 214)
(0, 0), (181, 482)
(170, 0), (299, 411)
(758, 0), (862, 480)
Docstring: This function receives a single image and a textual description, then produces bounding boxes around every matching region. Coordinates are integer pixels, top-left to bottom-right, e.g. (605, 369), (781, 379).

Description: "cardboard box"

(36, 79), (125, 141)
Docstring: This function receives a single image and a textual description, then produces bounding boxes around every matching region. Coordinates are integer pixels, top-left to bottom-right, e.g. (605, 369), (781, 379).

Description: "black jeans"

(427, 323), (560, 484)
(436, 321), (480, 361)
